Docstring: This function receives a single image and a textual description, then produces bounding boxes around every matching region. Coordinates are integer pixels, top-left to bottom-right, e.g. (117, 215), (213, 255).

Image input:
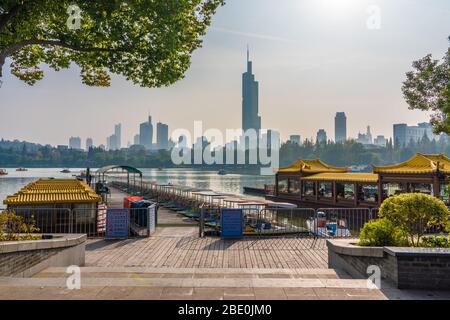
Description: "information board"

(106, 209), (129, 239)
(220, 208), (243, 239)
(148, 205), (156, 234)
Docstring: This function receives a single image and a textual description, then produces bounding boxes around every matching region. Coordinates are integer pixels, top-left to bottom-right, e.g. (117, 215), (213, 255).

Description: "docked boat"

(306, 211), (351, 237)
(16, 167), (28, 171)
(0, 169), (7, 175)
(60, 169), (71, 173)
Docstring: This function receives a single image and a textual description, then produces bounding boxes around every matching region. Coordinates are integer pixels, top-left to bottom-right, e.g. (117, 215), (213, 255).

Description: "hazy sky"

(0, 0), (449, 148)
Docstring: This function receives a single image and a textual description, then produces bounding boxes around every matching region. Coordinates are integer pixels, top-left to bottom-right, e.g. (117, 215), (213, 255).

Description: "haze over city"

(1, 0), (449, 147)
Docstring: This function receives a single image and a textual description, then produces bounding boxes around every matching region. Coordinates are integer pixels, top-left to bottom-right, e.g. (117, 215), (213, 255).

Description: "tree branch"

(0, 39), (123, 77)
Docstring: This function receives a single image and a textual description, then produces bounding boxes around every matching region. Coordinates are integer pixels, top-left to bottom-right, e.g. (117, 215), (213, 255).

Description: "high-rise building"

(114, 123), (121, 150)
(335, 112), (347, 143)
(262, 129), (280, 150)
(85, 138), (93, 150)
(289, 135), (301, 145)
(133, 134), (140, 145)
(356, 126), (373, 145)
(156, 122), (169, 150)
(316, 129), (327, 144)
(139, 116), (153, 150)
(374, 135), (388, 147)
(242, 48), (261, 139)
(68, 136), (81, 149)
(393, 122), (441, 147)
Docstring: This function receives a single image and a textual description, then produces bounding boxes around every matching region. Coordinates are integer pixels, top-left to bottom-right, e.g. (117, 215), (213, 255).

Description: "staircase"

(0, 266), (388, 300)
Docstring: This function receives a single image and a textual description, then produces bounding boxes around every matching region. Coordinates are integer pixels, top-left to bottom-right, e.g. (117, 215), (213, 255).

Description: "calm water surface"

(0, 168), (274, 204)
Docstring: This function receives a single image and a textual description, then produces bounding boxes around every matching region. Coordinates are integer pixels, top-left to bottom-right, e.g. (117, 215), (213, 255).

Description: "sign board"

(221, 208), (243, 239)
(148, 205), (156, 235)
(106, 209), (129, 239)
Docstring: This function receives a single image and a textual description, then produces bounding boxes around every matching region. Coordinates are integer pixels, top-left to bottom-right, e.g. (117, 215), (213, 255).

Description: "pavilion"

(268, 153), (450, 208)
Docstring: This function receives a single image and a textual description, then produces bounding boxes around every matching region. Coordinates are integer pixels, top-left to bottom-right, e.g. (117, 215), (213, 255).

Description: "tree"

(0, 0), (224, 87)
(379, 193), (450, 247)
(402, 36), (450, 134)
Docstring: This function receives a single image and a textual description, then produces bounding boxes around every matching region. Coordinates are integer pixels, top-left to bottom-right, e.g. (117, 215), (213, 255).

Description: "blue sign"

(106, 209), (129, 239)
(221, 208), (243, 238)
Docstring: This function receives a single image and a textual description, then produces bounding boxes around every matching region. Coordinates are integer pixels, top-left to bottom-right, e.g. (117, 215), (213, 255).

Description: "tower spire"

(247, 44), (249, 63)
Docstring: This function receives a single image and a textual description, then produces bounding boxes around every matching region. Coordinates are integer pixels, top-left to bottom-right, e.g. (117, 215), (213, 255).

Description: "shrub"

(421, 235), (450, 248)
(379, 193), (450, 247)
(0, 210), (39, 241)
(358, 218), (408, 247)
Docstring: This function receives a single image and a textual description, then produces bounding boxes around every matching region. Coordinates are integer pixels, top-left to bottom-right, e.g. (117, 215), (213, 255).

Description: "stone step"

(0, 275), (370, 289)
(37, 266), (344, 276)
(0, 266), (373, 289)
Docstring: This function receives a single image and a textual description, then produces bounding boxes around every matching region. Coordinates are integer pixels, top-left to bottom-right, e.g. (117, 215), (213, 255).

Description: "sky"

(0, 0), (449, 148)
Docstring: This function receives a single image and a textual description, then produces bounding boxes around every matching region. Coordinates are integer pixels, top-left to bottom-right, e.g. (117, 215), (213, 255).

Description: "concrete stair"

(0, 266), (371, 289)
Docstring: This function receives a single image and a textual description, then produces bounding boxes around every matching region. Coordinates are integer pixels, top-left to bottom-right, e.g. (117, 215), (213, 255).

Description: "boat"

(16, 167), (28, 171)
(60, 169), (71, 173)
(0, 169), (7, 175)
(306, 211), (351, 237)
(218, 169), (227, 175)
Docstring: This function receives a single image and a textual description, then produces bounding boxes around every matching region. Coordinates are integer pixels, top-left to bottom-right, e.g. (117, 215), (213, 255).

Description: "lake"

(0, 168), (274, 205)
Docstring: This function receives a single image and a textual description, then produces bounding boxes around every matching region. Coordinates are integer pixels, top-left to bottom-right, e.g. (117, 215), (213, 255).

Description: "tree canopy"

(0, 0), (224, 87)
(402, 36), (450, 135)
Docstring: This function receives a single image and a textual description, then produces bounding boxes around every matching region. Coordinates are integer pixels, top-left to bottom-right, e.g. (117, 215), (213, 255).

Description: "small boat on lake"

(60, 169), (71, 173)
(16, 167), (28, 172)
(0, 169), (8, 175)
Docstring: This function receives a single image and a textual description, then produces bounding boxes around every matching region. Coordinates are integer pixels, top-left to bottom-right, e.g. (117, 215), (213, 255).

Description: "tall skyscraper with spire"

(242, 47), (261, 136)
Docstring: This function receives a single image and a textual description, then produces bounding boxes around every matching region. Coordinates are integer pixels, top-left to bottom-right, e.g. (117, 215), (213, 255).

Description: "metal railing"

(197, 207), (380, 239)
(0, 206), (156, 238)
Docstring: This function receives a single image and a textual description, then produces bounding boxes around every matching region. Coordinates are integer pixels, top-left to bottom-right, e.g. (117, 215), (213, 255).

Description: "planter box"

(0, 234), (86, 277)
(327, 239), (450, 290)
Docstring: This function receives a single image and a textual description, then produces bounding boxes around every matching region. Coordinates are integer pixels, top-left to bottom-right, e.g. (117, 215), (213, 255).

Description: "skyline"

(0, 0), (449, 146)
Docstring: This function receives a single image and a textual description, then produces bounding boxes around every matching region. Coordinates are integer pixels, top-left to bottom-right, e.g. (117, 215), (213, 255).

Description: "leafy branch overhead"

(0, 0), (225, 87)
(402, 36), (450, 135)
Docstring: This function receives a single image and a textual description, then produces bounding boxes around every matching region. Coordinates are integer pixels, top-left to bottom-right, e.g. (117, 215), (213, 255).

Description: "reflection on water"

(0, 168), (274, 204)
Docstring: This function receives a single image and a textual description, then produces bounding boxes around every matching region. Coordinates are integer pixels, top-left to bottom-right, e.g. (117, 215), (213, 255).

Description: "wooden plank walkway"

(87, 186), (329, 269)
(85, 228), (328, 269)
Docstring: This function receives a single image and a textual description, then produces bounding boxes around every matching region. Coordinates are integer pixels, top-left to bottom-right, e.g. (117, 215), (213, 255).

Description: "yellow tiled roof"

(302, 173), (379, 183)
(278, 159), (347, 174)
(3, 179), (101, 205)
(373, 153), (450, 174)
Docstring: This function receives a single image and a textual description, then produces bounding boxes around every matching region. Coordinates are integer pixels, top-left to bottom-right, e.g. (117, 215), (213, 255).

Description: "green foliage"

(0, 0), (225, 87)
(402, 36), (450, 135)
(358, 218), (408, 247)
(0, 210), (39, 241)
(421, 235), (450, 248)
(379, 193), (450, 247)
(1, 136), (450, 168)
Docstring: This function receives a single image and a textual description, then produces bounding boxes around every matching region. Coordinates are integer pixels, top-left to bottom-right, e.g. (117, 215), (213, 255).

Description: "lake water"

(0, 168), (274, 205)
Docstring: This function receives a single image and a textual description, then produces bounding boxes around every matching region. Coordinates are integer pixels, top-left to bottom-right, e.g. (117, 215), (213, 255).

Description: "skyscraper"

(85, 137), (93, 150)
(68, 136), (81, 149)
(114, 123), (121, 150)
(139, 116), (153, 150)
(242, 47), (261, 137)
(156, 122), (169, 150)
(316, 129), (327, 144)
(335, 112), (347, 143)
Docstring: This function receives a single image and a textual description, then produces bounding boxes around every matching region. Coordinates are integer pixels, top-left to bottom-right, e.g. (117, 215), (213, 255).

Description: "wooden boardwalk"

(87, 187), (329, 269)
(86, 228), (328, 269)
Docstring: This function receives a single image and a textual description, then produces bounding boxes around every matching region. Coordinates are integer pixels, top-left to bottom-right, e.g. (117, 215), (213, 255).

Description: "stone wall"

(0, 234), (86, 277)
(328, 239), (450, 290)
